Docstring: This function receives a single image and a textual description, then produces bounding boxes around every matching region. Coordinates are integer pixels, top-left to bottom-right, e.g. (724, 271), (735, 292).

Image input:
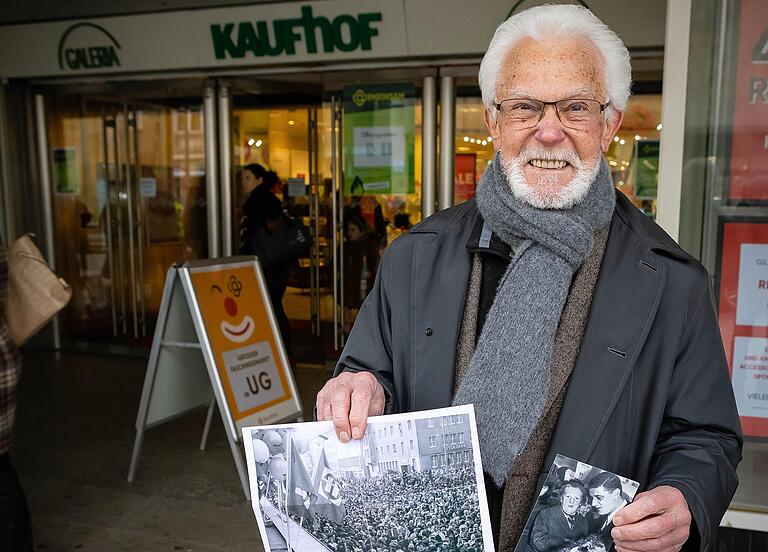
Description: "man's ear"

(601, 110), (624, 152)
(484, 107), (501, 144)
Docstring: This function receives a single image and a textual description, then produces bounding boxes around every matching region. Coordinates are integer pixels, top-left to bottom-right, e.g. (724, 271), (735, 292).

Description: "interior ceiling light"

(656, 123), (663, 131)
(247, 138), (255, 146)
(255, 139), (263, 147)
(463, 136), (469, 142)
(288, 120), (295, 126)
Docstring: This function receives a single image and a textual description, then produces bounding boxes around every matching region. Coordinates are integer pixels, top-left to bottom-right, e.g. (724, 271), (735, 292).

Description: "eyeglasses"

(492, 98), (609, 130)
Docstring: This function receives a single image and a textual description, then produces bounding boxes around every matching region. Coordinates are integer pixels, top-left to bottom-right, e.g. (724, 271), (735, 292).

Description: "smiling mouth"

(220, 316), (255, 343)
(529, 159), (570, 169)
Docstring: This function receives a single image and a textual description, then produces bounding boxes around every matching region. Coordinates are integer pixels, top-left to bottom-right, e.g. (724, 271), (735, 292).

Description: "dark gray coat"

(336, 191), (742, 550)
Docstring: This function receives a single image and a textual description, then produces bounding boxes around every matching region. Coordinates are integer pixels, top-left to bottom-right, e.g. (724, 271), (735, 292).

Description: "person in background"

(238, 164), (292, 355)
(342, 216), (380, 334)
(0, 243), (33, 551)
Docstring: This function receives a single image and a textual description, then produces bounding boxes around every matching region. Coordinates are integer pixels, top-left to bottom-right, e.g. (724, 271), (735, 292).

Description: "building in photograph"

(366, 414), (474, 475)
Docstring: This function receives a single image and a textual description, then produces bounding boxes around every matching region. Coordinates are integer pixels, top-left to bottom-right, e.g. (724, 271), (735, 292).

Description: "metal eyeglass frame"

(492, 98), (610, 129)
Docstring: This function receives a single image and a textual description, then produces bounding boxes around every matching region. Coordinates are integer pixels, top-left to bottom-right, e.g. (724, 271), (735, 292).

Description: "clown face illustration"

(212, 279), (256, 343)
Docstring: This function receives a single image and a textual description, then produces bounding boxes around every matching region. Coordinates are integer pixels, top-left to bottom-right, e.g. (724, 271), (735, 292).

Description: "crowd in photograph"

(288, 465), (484, 552)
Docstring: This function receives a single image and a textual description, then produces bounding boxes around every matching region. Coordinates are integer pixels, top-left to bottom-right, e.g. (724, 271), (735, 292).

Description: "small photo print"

(515, 454), (640, 552)
(242, 404), (495, 552)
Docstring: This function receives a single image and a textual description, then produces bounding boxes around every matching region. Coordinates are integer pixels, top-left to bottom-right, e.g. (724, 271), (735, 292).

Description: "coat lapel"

(410, 206), (475, 411)
(547, 213), (667, 462)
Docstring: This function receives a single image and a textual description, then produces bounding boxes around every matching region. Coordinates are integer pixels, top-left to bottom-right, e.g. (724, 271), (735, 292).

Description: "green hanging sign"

(52, 147), (79, 194)
(342, 84), (415, 195)
(634, 139), (660, 199)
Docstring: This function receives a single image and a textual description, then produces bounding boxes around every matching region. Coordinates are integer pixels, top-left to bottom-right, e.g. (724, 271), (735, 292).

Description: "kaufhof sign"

(210, 5), (383, 59)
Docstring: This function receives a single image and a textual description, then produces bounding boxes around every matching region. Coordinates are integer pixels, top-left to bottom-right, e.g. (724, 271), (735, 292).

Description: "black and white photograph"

(514, 455), (640, 552)
(242, 404), (494, 552)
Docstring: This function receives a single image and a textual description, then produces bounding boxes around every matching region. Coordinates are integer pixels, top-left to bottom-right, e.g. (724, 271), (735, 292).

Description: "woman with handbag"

(238, 164), (294, 356)
(0, 243), (33, 551)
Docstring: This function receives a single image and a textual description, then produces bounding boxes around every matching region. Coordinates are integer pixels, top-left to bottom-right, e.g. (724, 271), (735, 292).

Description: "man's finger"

(330, 385), (353, 442)
(348, 384), (373, 439)
(316, 388), (332, 422)
(612, 512), (677, 542)
(613, 524), (689, 551)
(614, 489), (673, 526)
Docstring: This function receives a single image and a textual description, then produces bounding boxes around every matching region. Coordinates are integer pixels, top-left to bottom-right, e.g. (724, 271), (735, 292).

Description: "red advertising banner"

(454, 153), (477, 204)
(718, 222), (768, 437)
(728, 0), (768, 200)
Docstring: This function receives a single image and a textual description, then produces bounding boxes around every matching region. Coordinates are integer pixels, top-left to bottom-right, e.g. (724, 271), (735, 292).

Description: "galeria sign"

(210, 5), (382, 59)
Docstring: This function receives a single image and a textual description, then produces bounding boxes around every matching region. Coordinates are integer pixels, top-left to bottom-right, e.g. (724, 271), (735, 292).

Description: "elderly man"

(316, 4), (742, 551)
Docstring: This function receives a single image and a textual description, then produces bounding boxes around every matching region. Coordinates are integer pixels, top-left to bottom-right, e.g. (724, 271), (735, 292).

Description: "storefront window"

(682, 0), (768, 513)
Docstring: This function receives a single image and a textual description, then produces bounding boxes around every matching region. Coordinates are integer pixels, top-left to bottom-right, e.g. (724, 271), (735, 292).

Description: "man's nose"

(534, 105), (567, 146)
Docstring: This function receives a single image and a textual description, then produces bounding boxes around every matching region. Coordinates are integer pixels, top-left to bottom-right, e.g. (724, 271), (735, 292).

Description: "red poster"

(454, 153), (477, 204)
(718, 222), (768, 436)
(728, 0), (768, 200)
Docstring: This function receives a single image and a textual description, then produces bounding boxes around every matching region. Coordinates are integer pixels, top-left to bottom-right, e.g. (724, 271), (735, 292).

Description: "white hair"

(478, 4), (631, 119)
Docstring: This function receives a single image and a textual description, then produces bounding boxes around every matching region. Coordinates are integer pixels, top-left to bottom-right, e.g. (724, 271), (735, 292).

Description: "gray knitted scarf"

(452, 154), (615, 486)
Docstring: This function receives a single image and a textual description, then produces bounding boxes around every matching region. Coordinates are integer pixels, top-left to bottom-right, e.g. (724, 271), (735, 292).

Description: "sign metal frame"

(128, 257), (302, 499)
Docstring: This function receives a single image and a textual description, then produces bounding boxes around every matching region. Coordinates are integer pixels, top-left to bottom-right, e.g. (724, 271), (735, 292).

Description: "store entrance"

(229, 75), (423, 366)
(46, 92), (208, 350)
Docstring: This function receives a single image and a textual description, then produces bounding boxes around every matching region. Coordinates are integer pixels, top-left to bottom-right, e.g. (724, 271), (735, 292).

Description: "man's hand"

(315, 371), (386, 442)
(612, 485), (691, 552)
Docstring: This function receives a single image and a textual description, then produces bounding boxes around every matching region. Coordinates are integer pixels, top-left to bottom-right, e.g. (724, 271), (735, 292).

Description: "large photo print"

(243, 404), (494, 551)
(515, 454), (640, 552)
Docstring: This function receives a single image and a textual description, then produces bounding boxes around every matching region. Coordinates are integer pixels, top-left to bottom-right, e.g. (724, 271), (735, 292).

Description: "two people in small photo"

(529, 472), (630, 552)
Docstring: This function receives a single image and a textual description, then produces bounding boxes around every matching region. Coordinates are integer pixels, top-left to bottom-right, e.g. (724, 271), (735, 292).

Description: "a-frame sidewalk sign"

(127, 256), (303, 499)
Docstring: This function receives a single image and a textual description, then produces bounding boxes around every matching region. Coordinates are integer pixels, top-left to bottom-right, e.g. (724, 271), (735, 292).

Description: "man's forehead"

(495, 37), (604, 98)
(499, 86), (597, 100)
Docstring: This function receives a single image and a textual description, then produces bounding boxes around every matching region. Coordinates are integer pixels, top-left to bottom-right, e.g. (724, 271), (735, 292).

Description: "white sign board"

(736, 243), (768, 327)
(732, 336), (768, 419)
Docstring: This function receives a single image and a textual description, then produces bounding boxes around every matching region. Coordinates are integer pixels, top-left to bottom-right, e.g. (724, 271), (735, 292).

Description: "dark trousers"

(264, 265), (292, 356)
(0, 453), (33, 552)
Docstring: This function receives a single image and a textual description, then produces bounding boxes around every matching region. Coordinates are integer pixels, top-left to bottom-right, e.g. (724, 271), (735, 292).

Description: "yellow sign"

(188, 262), (293, 422)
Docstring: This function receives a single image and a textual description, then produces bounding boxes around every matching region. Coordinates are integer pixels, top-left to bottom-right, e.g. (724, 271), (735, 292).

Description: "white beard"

(501, 146), (602, 210)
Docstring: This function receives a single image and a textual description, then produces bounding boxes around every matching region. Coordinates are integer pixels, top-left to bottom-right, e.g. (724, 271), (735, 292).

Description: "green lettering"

(210, 23), (241, 59)
(357, 13), (381, 50)
(331, 14), (359, 52)
(281, 18), (303, 55)
(65, 49), (78, 69)
(237, 22), (264, 57)
(301, 6), (333, 53)
(107, 46), (120, 66)
(256, 20), (285, 56)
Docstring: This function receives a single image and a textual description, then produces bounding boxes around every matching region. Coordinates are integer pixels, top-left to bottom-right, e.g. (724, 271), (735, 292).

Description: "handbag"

(250, 218), (313, 269)
(4, 234), (72, 345)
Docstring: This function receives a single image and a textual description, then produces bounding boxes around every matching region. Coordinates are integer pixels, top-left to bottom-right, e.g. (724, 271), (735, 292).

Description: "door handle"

(102, 114), (119, 337)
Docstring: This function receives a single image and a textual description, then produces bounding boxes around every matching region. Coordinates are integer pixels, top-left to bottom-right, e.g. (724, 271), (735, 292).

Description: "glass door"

(229, 76), (423, 366)
(46, 93), (207, 348)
